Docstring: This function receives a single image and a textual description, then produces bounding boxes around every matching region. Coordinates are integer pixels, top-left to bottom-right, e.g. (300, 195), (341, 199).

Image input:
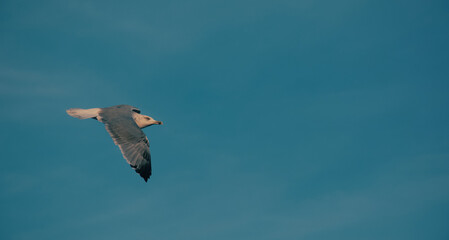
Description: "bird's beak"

(150, 120), (162, 125)
(147, 119), (163, 126)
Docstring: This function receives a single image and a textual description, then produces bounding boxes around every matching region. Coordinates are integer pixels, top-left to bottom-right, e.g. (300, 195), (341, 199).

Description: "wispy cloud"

(0, 67), (71, 98)
(264, 153), (449, 239)
(0, 65), (122, 125)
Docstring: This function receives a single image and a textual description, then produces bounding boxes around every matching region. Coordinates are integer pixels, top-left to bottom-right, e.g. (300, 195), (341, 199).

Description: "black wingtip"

(132, 164), (151, 182)
(138, 172), (150, 182)
(139, 171), (150, 182)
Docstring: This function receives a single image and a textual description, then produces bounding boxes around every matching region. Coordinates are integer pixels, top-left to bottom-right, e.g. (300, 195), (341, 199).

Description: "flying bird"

(66, 105), (163, 182)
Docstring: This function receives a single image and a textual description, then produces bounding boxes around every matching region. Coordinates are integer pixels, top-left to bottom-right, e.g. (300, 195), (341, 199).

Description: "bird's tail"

(66, 108), (101, 119)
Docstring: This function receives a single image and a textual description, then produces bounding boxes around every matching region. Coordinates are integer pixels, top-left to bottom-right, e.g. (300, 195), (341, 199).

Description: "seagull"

(66, 105), (163, 182)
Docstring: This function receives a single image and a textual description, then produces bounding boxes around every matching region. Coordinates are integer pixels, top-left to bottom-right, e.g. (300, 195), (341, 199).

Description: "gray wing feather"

(100, 106), (151, 181)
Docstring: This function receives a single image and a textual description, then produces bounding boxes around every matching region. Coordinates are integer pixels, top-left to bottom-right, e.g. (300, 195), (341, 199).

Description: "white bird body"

(66, 105), (162, 182)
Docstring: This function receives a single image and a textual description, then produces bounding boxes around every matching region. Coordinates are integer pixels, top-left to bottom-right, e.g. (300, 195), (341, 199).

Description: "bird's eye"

(146, 117), (151, 120)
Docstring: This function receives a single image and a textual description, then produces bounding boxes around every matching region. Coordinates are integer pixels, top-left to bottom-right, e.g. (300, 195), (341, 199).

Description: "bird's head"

(133, 113), (163, 128)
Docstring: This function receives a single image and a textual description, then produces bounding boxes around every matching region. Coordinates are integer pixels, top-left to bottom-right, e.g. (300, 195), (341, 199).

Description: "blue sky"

(1, 0), (448, 239)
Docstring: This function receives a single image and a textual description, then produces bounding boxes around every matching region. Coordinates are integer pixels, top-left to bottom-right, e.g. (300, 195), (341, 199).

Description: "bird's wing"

(99, 111), (151, 181)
